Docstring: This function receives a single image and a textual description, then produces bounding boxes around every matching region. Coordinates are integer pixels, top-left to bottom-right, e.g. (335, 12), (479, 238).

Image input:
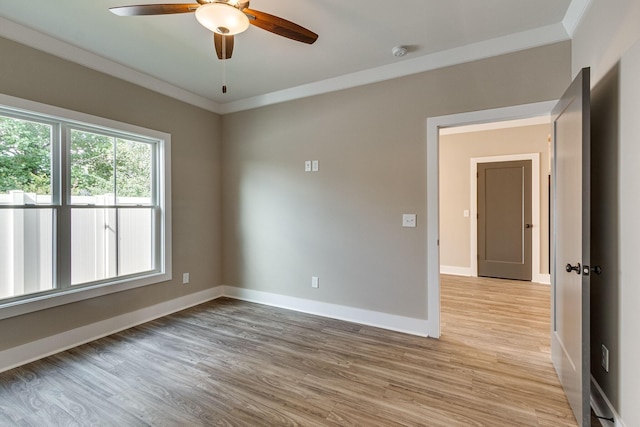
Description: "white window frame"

(0, 94), (172, 320)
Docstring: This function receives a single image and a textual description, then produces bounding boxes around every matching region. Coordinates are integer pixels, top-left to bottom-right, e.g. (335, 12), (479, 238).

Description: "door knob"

(565, 263), (581, 274)
(525, 224), (533, 229)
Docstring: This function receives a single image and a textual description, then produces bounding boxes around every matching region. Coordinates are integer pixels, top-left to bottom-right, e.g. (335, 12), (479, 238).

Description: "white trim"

(0, 93), (170, 140)
(0, 286), (432, 373)
(223, 286), (430, 337)
(0, 16), (568, 115)
(563, 0), (593, 38)
(220, 24), (569, 114)
(441, 270), (550, 284)
(440, 266), (472, 277)
(591, 375), (627, 427)
(439, 116), (550, 135)
(0, 93), (172, 321)
(0, 17), (222, 114)
(537, 274), (551, 285)
(470, 153), (541, 283)
(426, 100), (557, 339)
(0, 287), (224, 373)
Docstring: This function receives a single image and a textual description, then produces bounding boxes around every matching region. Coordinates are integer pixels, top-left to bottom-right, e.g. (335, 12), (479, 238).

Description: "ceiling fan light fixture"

(195, 3), (249, 35)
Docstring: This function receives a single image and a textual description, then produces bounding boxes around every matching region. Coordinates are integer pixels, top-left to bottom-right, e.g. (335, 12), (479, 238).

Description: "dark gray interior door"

(477, 160), (532, 281)
(551, 67), (591, 427)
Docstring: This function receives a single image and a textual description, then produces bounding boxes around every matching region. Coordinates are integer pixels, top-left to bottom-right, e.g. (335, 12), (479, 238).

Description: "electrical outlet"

(311, 276), (319, 288)
(601, 344), (609, 372)
(182, 272), (190, 284)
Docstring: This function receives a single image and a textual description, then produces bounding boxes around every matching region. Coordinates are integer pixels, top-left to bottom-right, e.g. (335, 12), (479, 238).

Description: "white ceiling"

(0, 0), (590, 113)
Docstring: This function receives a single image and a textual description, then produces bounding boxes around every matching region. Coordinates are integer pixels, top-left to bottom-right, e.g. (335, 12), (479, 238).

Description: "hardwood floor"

(0, 276), (579, 426)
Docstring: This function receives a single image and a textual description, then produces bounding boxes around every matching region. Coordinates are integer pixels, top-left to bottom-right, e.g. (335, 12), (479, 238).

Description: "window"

(0, 114), (55, 300)
(0, 95), (171, 318)
(69, 128), (155, 285)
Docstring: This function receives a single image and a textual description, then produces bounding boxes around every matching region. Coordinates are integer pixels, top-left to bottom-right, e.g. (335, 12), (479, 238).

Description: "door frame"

(470, 154), (540, 281)
(426, 100), (556, 338)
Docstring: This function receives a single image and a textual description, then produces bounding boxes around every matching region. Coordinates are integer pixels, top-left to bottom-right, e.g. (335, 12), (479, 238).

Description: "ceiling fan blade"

(109, 4), (200, 16)
(243, 8), (318, 44)
(214, 33), (234, 60)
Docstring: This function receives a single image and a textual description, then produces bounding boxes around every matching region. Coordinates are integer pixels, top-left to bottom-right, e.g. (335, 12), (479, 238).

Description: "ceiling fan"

(109, 0), (318, 61)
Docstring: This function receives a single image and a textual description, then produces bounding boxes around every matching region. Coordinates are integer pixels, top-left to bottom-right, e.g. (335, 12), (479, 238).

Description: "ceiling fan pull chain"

(222, 61), (227, 93)
(221, 35), (227, 93)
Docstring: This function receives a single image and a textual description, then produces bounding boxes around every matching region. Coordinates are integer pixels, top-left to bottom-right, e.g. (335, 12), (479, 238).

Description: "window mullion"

(50, 122), (62, 291)
(113, 138), (120, 277)
(154, 145), (161, 271)
(57, 125), (72, 290)
(115, 207), (120, 277)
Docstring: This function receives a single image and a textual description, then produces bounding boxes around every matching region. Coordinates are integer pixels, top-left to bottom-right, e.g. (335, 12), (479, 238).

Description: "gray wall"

(0, 36), (223, 351)
(222, 42), (571, 320)
(589, 63), (620, 409)
(439, 124), (551, 275)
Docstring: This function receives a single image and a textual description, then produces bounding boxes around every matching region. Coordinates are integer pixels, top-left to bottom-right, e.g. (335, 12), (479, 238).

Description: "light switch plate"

(304, 160), (312, 172)
(311, 276), (319, 288)
(312, 160), (319, 172)
(402, 214), (417, 228)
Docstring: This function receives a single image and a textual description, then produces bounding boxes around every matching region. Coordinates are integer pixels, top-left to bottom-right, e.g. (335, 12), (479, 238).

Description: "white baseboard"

(1, 285), (431, 374)
(591, 375), (627, 427)
(440, 266), (551, 285)
(534, 273), (551, 285)
(440, 265), (472, 276)
(0, 286), (224, 374)
(223, 286), (430, 337)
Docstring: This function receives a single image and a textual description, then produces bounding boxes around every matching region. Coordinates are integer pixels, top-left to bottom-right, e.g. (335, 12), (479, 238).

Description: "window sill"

(0, 271), (172, 321)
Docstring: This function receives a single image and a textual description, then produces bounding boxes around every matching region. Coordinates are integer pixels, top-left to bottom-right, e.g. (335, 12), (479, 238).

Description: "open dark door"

(551, 67), (591, 427)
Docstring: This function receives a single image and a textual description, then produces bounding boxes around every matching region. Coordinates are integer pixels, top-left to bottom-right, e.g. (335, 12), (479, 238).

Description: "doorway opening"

(426, 101), (556, 338)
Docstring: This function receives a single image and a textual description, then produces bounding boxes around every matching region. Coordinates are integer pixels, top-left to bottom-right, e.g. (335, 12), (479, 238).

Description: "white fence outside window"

(0, 191), (152, 300)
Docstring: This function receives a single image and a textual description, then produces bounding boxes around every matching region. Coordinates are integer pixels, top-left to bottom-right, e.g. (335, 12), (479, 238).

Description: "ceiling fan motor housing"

(206, 0), (250, 9)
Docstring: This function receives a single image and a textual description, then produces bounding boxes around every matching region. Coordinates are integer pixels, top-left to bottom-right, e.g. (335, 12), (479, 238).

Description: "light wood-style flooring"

(0, 276), (579, 426)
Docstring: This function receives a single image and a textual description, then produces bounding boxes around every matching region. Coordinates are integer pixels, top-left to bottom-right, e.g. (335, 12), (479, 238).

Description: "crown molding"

(562, 0), (593, 37)
(0, 17), (223, 114)
(219, 23), (570, 114)
(1, 15), (572, 115)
